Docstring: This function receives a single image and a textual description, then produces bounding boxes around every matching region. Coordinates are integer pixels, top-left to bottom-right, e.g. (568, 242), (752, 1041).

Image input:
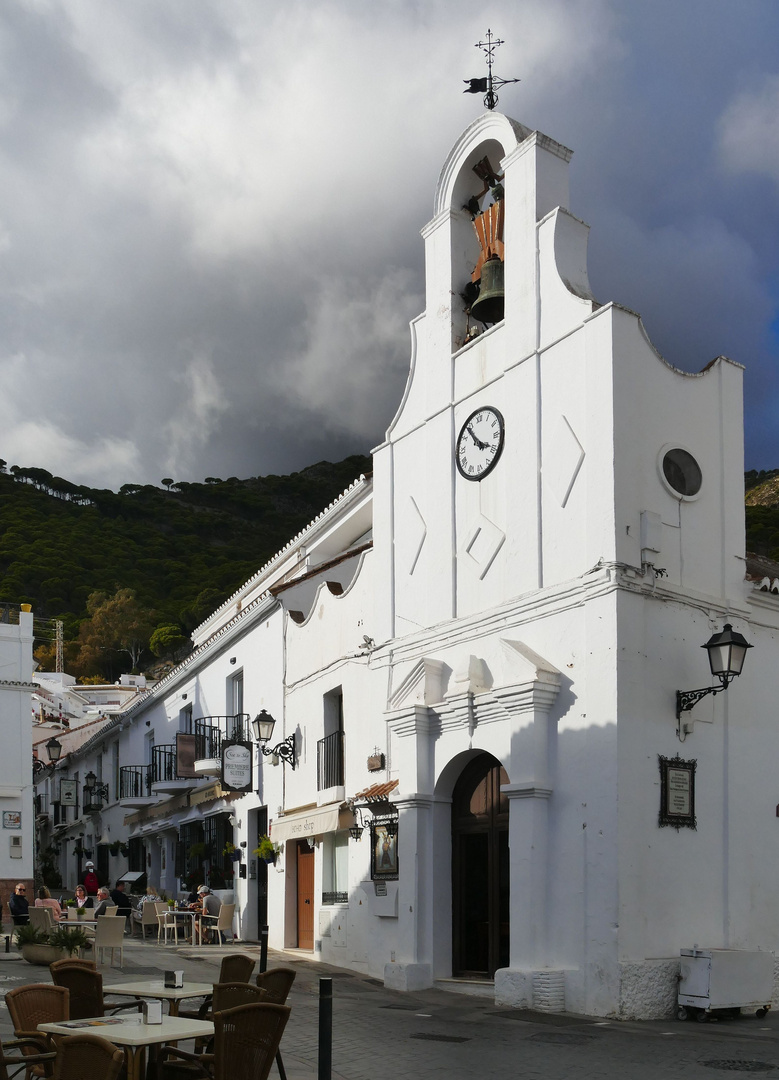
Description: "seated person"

(131, 884), (163, 929)
(8, 883), (29, 925)
(73, 884), (94, 909)
(35, 886), (63, 921)
(194, 886), (222, 943)
(109, 880), (132, 916)
(92, 887), (116, 918)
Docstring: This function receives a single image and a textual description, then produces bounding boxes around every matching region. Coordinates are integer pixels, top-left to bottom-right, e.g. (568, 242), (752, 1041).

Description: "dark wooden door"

(452, 754), (510, 978)
(296, 841), (314, 950)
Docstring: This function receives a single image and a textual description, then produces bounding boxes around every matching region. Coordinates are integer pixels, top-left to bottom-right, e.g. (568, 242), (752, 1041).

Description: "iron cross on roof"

(463, 28), (520, 111)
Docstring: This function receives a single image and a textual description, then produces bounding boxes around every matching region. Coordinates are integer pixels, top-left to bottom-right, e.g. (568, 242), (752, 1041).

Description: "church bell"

(470, 255), (505, 324)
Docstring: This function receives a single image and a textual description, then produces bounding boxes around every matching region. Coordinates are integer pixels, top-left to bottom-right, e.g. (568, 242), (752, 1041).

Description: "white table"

(39, 1013), (214, 1080)
(102, 979), (215, 1017)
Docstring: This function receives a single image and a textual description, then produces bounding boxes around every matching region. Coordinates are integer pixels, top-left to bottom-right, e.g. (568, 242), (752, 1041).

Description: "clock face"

(455, 406), (505, 480)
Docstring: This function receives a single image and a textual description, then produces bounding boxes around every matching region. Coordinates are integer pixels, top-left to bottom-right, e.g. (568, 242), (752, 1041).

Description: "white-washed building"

(35, 109), (779, 1019)
(0, 604), (35, 896)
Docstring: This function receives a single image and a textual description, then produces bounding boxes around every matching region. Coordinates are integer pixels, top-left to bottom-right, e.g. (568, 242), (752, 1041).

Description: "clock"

(455, 406), (505, 480)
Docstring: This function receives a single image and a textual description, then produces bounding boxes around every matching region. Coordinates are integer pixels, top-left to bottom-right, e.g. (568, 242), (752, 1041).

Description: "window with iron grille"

(322, 832), (348, 905)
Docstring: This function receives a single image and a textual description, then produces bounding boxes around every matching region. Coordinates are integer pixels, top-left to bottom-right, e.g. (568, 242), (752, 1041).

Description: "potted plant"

(15, 925), (64, 965)
(48, 926), (89, 957)
(222, 842), (241, 862)
(253, 835), (282, 864)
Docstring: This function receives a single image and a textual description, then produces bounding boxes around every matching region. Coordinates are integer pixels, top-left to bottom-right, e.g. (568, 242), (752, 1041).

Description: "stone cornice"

(502, 782), (553, 800)
(0, 680), (37, 691)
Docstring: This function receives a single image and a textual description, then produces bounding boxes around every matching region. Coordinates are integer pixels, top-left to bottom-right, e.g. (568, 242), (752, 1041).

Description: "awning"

(270, 802), (352, 843)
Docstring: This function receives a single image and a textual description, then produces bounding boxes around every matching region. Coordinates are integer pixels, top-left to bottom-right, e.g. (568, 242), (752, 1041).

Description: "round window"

(662, 448), (702, 497)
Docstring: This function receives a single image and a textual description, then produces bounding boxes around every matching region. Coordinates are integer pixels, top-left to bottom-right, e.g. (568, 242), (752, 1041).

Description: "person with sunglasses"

(8, 883), (29, 925)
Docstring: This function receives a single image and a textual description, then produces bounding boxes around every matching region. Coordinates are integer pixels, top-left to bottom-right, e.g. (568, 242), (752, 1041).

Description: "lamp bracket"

(260, 734), (296, 770)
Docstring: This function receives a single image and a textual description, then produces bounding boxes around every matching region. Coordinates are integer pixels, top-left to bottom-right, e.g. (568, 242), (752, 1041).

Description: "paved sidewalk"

(2, 938), (779, 1079)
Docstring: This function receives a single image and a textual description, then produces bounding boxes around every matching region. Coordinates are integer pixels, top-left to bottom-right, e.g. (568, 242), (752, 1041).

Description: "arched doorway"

(452, 753), (509, 978)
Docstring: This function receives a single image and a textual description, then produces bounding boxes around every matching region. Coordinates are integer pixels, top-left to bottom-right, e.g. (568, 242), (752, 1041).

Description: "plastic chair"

(199, 903), (235, 945)
(0, 1035), (55, 1080)
(27, 909), (54, 934)
(133, 901), (166, 940)
(53, 1034), (123, 1080)
(50, 959), (140, 1020)
(5, 984), (69, 1076)
(94, 915), (124, 967)
(158, 1002), (290, 1080)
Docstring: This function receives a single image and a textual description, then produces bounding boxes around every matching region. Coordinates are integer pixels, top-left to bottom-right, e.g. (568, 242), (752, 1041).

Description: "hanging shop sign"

(221, 741), (253, 793)
(59, 779), (78, 807)
(176, 733), (197, 778)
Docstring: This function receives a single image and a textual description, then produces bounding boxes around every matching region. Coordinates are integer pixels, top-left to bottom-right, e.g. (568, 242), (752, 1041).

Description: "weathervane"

(463, 28), (519, 111)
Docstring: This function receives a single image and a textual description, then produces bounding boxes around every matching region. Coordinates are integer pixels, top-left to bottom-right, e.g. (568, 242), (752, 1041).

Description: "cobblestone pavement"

(2, 939), (779, 1079)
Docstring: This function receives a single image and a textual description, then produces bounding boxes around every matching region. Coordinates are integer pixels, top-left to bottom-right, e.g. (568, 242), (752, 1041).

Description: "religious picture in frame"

(658, 754), (697, 830)
(370, 822), (398, 881)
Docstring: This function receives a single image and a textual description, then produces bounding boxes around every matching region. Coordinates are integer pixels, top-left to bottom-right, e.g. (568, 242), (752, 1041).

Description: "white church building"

(38, 110), (779, 1020)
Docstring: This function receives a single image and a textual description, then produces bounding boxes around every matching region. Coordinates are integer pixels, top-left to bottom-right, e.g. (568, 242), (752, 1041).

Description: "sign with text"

(659, 754), (696, 830)
(221, 741), (253, 793)
(2, 811), (21, 829)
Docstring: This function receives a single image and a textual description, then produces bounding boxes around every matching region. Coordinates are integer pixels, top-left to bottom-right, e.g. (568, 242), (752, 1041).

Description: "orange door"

(296, 841), (315, 950)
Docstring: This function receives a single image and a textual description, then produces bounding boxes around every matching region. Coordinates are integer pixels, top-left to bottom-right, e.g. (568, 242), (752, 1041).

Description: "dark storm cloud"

(1, 0), (779, 488)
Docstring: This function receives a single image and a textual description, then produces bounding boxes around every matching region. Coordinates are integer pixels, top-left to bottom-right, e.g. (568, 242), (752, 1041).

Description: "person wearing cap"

(8, 883), (29, 925)
(192, 886), (221, 943)
(80, 861), (99, 896)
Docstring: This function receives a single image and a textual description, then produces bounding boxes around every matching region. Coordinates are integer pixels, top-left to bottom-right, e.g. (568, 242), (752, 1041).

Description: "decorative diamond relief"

(405, 496), (426, 576)
(545, 414), (584, 508)
(462, 515), (505, 580)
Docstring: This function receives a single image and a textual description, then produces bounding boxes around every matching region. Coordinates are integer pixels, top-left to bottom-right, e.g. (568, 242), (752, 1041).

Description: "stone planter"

(20, 944), (66, 965)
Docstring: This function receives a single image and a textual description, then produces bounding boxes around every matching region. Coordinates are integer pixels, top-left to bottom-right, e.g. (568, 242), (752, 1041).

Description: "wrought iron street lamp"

(676, 623), (753, 739)
(251, 710), (296, 769)
(32, 736), (63, 777)
(83, 770), (109, 811)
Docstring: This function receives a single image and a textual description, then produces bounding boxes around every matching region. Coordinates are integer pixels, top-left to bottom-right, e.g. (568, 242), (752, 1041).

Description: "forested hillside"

(0, 456), (371, 678)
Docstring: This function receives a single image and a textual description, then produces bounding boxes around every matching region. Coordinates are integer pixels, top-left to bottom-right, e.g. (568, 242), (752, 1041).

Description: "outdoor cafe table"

(156, 909), (202, 945)
(102, 979), (215, 1017)
(39, 1013), (214, 1080)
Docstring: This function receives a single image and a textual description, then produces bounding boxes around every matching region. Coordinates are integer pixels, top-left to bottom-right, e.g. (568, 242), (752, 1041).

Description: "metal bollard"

(259, 923), (269, 973)
(318, 977), (332, 1080)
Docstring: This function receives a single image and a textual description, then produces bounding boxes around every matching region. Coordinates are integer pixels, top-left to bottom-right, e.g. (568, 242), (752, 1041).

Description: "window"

(322, 832), (348, 905)
(229, 672), (244, 717)
(661, 447), (702, 497)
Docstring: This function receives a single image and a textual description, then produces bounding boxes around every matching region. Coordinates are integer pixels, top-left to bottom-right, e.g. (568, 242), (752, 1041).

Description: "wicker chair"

(0, 1036), (55, 1080)
(254, 967), (296, 1004)
(49, 959), (141, 1020)
(218, 954), (255, 984)
(94, 915), (124, 967)
(253, 968), (296, 1080)
(176, 953), (256, 1023)
(52, 1035), (123, 1080)
(5, 985), (69, 1077)
(158, 1002), (290, 1080)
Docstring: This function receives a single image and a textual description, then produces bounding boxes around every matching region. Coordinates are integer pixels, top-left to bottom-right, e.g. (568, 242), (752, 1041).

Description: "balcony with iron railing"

(193, 714), (252, 777)
(317, 729), (345, 804)
(150, 743), (195, 794)
(118, 764), (158, 808)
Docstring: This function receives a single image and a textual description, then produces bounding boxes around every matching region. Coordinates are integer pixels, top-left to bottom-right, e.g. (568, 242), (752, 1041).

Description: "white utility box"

(678, 948), (773, 1020)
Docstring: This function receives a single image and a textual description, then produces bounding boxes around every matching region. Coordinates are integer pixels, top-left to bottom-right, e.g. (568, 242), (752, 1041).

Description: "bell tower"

(373, 111), (598, 639)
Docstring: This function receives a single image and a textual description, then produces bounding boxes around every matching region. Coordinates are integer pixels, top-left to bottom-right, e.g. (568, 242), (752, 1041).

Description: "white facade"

(35, 110), (776, 1020)
(0, 606), (35, 893)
